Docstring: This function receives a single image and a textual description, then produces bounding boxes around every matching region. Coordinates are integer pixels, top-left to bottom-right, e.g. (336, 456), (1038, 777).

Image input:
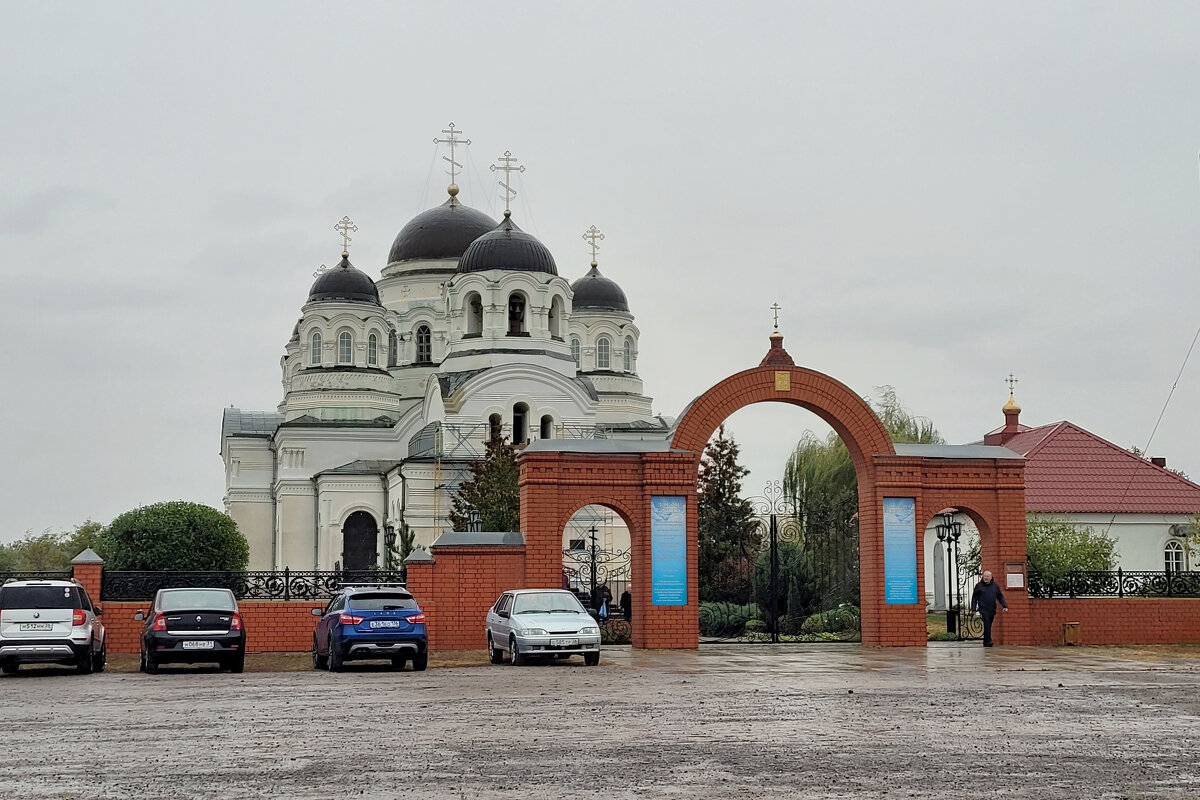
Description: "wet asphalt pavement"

(2, 644), (1199, 799)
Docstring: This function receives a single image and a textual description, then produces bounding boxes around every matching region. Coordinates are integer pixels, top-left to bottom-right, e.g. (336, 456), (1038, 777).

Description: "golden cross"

(1006, 373), (1019, 394)
(771, 302), (782, 330)
(334, 216), (358, 255)
(490, 150), (525, 213)
(582, 225), (605, 264)
(433, 123), (471, 186)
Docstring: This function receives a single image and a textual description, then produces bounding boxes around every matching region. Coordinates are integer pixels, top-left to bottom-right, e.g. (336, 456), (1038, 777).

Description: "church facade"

(221, 138), (666, 570)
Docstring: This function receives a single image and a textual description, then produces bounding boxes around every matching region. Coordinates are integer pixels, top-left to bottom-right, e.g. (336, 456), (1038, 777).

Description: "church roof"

(315, 459), (401, 477)
(388, 195), (497, 264)
(457, 213), (557, 275)
(222, 408), (282, 439)
(991, 421), (1200, 514)
(307, 255), (381, 305)
(571, 263), (629, 312)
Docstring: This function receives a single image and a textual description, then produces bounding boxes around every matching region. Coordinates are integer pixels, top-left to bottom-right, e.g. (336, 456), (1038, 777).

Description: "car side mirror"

(310, 607), (323, 617)
(498, 610), (510, 619)
(134, 610), (145, 621)
(94, 606), (103, 617)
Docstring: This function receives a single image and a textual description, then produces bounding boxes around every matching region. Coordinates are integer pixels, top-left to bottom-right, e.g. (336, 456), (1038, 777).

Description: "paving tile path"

(3, 644), (1199, 799)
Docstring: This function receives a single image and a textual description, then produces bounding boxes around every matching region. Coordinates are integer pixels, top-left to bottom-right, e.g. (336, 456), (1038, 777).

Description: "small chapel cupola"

(984, 374), (1029, 445)
(307, 216), (382, 306)
(457, 150), (557, 275)
(759, 303), (795, 367)
(571, 226), (629, 312)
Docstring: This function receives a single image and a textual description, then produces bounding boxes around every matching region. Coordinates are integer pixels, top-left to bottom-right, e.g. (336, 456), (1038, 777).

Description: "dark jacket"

(971, 580), (1008, 615)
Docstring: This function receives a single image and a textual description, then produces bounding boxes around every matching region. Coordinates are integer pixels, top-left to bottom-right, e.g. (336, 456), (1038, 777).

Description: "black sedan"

(136, 588), (246, 673)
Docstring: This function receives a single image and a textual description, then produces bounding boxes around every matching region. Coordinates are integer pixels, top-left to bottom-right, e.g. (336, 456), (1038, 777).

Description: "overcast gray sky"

(3, 2), (1199, 540)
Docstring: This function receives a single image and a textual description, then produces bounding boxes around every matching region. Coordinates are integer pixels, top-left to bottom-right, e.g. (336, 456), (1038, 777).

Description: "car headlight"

(580, 626), (600, 635)
(519, 628), (547, 637)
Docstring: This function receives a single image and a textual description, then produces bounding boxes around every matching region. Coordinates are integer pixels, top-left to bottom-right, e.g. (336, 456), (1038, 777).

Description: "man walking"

(970, 570), (1008, 647)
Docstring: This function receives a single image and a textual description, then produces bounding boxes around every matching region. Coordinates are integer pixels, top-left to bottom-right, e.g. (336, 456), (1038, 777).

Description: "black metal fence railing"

(1028, 569), (1200, 599)
(100, 568), (407, 602)
(0, 571), (73, 584)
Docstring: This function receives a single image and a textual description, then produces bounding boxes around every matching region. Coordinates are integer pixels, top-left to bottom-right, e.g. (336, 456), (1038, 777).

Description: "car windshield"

(158, 589), (236, 612)
(512, 592), (584, 615)
(0, 585), (80, 610)
(347, 592), (418, 611)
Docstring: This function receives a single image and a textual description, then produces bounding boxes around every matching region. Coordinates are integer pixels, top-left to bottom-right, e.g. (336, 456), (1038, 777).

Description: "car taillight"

(230, 613), (242, 631)
(408, 613), (426, 624)
(71, 609), (86, 626)
(338, 613), (363, 625)
(152, 613), (167, 632)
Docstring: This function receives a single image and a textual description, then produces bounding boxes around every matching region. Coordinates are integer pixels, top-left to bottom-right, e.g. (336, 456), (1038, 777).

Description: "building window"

(596, 336), (611, 370)
(416, 325), (432, 363)
(508, 293), (526, 335)
(388, 330), (398, 367)
(310, 332), (322, 366)
(1165, 540), (1184, 572)
(570, 336), (581, 366)
(338, 332), (353, 364)
(465, 292), (483, 336)
(623, 336), (633, 372)
(513, 403), (528, 445)
(569, 538), (585, 551)
(548, 296), (564, 339)
(540, 415), (553, 440)
(367, 334), (378, 366)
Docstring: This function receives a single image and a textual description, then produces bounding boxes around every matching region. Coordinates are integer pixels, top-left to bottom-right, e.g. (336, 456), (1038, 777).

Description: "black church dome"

(457, 212), (558, 275)
(571, 263), (629, 312)
(388, 191), (497, 264)
(307, 255), (381, 305)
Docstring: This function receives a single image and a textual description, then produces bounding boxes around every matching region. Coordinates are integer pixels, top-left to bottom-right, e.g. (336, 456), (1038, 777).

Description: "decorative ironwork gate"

(699, 481), (860, 643)
(562, 523), (631, 622)
(933, 511), (983, 641)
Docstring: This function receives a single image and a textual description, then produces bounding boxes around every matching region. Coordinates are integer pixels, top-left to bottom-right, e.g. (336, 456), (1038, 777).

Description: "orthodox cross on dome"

(1006, 373), (1019, 394)
(334, 215), (358, 256)
(770, 302), (782, 330)
(490, 150), (525, 214)
(582, 225), (604, 265)
(433, 122), (471, 188)
(313, 263), (328, 278)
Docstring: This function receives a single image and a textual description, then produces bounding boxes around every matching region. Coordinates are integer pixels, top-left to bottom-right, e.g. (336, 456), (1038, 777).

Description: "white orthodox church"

(221, 130), (666, 570)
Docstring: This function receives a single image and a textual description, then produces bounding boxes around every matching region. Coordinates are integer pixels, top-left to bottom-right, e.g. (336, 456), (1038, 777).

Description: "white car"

(486, 589), (601, 666)
(0, 579), (106, 674)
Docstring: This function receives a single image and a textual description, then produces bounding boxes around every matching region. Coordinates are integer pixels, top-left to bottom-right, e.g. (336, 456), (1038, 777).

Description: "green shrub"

(928, 632), (959, 642)
(744, 619), (767, 634)
(698, 601), (762, 637)
(99, 501), (249, 571)
(800, 604), (861, 634)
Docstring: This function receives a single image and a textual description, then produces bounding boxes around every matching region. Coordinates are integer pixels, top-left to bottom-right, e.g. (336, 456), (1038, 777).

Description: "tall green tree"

(0, 521), (105, 572)
(698, 425), (759, 599)
(449, 435), (520, 532)
(98, 501), (248, 571)
(962, 516), (1118, 579)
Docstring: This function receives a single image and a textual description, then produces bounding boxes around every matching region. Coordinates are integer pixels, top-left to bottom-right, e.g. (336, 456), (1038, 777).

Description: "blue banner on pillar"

(651, 496), (687, 605)
(883, 497), (918, 605)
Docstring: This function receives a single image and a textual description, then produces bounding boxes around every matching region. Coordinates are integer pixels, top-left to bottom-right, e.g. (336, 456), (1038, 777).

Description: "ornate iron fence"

(101, 568), (407, 601)
(1028, 569), (1200, 599)
(0, 571), (73, 583)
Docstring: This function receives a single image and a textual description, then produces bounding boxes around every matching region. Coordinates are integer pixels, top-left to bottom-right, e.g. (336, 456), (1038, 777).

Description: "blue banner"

(651, 496), (688, 605)
(882, 497), (918, 604)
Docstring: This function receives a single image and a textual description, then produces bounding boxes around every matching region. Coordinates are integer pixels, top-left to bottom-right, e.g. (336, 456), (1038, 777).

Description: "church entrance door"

(341, 511), (379, 571)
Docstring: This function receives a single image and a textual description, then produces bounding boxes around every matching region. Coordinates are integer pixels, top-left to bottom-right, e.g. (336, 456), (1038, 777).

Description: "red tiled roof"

(998, 421), (1200, 514)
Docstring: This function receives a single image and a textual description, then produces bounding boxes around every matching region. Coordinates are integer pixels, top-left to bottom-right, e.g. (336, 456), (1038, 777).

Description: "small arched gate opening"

(342, 511), (379, 572)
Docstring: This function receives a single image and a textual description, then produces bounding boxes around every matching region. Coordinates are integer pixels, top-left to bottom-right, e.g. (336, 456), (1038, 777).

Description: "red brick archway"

(520, 334), (1029, 648)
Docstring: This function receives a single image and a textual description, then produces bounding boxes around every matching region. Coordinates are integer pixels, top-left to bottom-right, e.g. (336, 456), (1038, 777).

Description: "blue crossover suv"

(312, 585), (427, 672)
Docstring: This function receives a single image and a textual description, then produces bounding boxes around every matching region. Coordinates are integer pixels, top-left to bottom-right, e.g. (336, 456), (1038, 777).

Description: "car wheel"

(412, 652), (428, 672)
(327, 637), (343, 672)
(145, 651), (159, 675)
(488, 635), (503, 665)
(1, 662), (18, 674)
(584, 651), (600, 667)
(312, 637), (328, 670)
(75, 646), (94, 675)
(94, 644), (106, 673)
(509, 636), (524, 666)
(228, 653), (245, 674)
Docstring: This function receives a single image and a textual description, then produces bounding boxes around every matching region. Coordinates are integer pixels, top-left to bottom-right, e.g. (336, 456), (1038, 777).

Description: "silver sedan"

(485, 589), (601, 666)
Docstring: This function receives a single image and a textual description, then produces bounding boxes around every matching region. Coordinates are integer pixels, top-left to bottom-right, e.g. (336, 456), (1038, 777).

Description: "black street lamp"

(935, 509), (963, 637)
(383, 521), (396, 570)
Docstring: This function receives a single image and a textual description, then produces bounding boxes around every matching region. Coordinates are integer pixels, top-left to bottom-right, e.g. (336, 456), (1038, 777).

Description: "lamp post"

(587, 525), (600, 604)
(935, 510), (963, 637)
(383, 521), (396, 571)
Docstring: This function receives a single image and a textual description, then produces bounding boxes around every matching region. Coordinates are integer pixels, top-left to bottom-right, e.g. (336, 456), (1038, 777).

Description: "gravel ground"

(2, 644), (1199, 800)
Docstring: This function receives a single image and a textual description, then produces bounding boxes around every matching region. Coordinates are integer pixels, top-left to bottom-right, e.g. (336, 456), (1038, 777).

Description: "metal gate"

(700, 481), (860, 643)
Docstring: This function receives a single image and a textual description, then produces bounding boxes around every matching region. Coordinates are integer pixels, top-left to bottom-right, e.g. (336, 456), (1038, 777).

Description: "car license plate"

(20, 623), (53, 632)
(550, 638), (578, 647)
(181, 640), (215, 650)
(369, 620), (401, 629)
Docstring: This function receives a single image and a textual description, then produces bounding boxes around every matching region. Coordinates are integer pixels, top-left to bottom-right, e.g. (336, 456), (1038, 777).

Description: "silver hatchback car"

(486, 589), (601, 666)
(0, 579), (106, 674)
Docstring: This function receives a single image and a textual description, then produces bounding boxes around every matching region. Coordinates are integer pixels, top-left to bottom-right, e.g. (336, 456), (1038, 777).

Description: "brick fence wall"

(98, 600), (328, 655)
(1029, 599), (1200, 645)
(405, 545), (524, 651)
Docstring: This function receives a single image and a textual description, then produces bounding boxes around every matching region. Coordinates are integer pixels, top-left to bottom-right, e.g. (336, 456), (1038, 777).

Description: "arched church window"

(465, 292), (483, 336)
(1165, 540), (1184, 572)
(367, 334), (378, 366)
(338, 332), (353, 364)
(388, 330), (398, 367)
(415, 325), (432, 364)
(508, 293), (526, 335)
(310, 332), (322, 366)
(596, 336), (611, 370)
(623, 336), (634, 372)
(548, 296), (564, 339)
(513, 403), (529, 445)
(540, 415), (553, 440)
(570, 336), (581, 366)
